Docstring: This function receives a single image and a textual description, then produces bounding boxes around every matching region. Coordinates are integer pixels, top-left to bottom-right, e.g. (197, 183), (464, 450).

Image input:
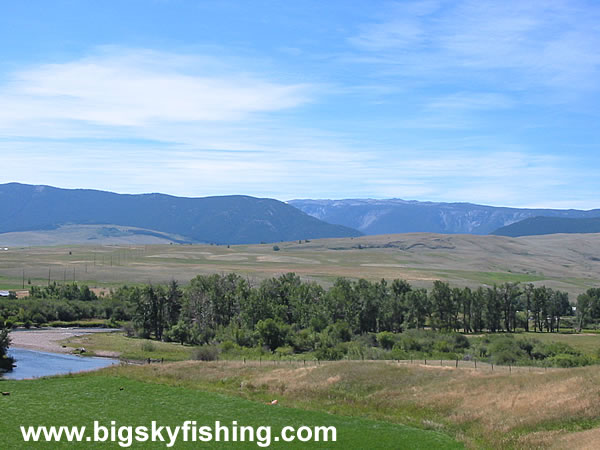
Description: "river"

(1, 348), (119, 380)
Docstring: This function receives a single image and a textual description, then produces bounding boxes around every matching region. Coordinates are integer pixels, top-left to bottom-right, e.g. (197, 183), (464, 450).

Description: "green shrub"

(275, 346), (294, 358)
(220, 340), (236, 353)
(192, 345), (220, 361)
(315, 343), (346, 361)
(346, 341), (367, 359)
(376, 331), (396, 350)
(140, 340), (156, 352)
(390, 347), (409, 360)
(256, 319), (288, 351)
(548, 353), (589, 368)
(291, 328), (317, 353)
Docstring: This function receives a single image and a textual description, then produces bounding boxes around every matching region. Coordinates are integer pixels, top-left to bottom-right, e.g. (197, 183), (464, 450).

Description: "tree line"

(3, 274), (599, 347)
(125, 274), (577, 346)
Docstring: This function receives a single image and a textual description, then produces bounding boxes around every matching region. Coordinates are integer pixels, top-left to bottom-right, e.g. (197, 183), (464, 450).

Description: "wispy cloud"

(0, 48), (312, 130)
(348, 0), (600, 93)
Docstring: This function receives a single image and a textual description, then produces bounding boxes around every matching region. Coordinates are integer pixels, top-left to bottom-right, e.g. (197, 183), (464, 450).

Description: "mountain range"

(0, 183), (361, 245)
(288, 199), (600, 236)
(493, 216), (600, 237)
(2, 183), (599, 245)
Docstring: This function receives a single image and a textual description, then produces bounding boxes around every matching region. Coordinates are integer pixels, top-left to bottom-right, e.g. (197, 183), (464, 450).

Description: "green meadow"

(0, 374), (460, 449)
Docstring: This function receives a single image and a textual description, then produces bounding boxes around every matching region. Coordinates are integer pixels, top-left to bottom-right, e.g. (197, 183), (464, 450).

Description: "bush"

(326, 321), (352, 343)
(548, 353), (589, 368)
(192, 345), (220, 361)
(275, 345), (294, 358)
(291, 328), (317, 353)
(453, 334), (470, 349)
(220, 340), (236, 353)
(123, 322), (135, 338)
(140, 340), (156, 352)
(0, 328), (11, 358)
(390, 346), (410, 360)
(346, 341), (367, 359)
(376, 331), (396, 350)
(315, 343), (346, 361)
(256, 319), (288, 351)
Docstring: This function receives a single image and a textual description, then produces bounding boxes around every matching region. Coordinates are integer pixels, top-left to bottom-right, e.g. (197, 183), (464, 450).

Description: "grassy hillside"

(114, 360), (600, 448)
(0, 232), (598, 297)
(493, 216), (600, 237)
(0, 225), (190, 246)
(6, 356), (600, 447)
(0, 183), (361, 245)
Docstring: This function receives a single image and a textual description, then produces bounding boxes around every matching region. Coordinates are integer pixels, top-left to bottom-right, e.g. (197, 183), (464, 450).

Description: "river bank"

(9, 328), (119, 355)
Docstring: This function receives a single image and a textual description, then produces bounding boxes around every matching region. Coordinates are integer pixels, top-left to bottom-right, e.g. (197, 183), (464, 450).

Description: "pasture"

(108, 359), (600, 448)
(1, 232), (599, 298)
(0, 373), (459, 448)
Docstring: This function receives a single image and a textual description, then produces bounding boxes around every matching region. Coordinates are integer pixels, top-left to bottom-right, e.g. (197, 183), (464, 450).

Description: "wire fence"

(143, 357), (560, 374)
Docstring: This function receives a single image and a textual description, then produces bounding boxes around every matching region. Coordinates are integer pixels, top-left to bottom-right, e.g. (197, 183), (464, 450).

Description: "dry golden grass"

(101, 360), (600, 449)
(1, 232), (599, 296)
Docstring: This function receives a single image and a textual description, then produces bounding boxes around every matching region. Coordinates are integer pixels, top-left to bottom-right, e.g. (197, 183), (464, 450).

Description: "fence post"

(509, 365), (512, 374)
(474, 358), (477, 369)
(455, 359), (458, 368)
(424, 359), (427, 365)
(491, 363), (493, 371)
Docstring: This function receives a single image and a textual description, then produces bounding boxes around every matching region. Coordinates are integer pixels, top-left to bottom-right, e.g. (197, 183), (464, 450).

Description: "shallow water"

(2, 348), (119, 380)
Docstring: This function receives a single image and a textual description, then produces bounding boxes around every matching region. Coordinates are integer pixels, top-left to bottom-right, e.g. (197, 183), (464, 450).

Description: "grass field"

(62, 332), (193, 361)
(6, 331), (600, 448)
(57, 330), (600, 448)
(63, 329), (600, 364)
(0, 374), (460, 449)
(515, 332), (600, 357)
(106, 360), (600, 449)
(1, 232), (599, 297)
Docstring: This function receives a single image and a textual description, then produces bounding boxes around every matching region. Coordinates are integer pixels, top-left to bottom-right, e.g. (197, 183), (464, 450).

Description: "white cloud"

(0, 48), (312, 129)
(3, 136), (590, 208)
(348, 0), (600, 93)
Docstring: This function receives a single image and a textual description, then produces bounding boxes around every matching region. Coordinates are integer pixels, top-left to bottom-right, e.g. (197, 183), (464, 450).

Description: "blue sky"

(1, 0), (599, 208)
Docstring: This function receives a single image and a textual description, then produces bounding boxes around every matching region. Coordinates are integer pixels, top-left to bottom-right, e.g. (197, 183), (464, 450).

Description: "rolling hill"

(0, 183), (361, 245)
(289, 198), (600, 235)
(492, 216), (600, 237)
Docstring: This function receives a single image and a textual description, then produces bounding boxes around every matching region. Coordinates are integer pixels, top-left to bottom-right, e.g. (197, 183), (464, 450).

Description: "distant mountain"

(0, 225), (192, 246)
(0, 183), (361, 245)
(492, 216), (600, 237)
(288, 199), (600, 235)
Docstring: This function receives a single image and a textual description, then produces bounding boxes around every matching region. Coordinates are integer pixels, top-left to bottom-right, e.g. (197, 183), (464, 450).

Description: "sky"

(1, 0), (599, 208)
